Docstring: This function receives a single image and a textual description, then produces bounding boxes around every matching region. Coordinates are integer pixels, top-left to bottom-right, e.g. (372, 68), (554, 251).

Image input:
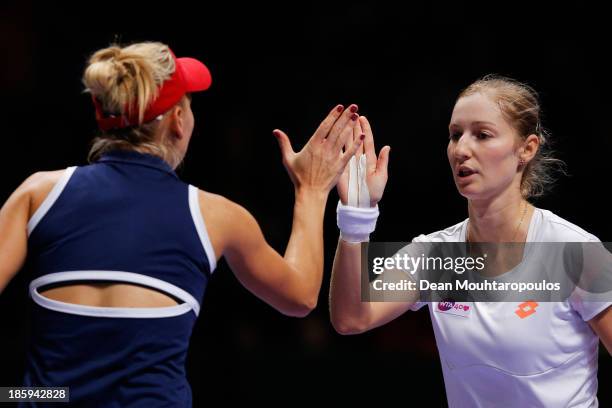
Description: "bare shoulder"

(23, 170), (67, 218)
(197, 190), (252, 222)
(23, 170), (66, 191)
(196, 189), (258, 257)
(0, 169), (66, 228)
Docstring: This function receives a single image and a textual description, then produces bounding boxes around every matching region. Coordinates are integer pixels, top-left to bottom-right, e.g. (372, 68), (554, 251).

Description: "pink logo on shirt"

(437, 300), (471, 316)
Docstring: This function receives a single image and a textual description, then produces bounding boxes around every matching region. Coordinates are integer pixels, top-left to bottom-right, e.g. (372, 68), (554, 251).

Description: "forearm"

(329, 238), (371, 334)
(283, 188), (328, 302)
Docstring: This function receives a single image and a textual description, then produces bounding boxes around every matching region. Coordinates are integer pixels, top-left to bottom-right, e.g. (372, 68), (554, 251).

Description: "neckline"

(462, 206), (540, 243)
(461, 208), (541, 290)
(97, 149), (178, 179)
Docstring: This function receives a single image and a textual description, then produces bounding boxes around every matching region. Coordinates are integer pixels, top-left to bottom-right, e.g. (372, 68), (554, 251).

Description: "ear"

(520, 134), (540, 163)
(169, 104), (185, 140)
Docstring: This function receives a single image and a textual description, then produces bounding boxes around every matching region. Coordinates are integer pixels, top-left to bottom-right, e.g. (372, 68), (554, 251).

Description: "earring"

(519, 158), (526, 167)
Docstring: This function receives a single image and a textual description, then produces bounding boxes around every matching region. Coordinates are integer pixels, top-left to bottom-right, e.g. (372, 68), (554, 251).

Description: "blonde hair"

(83, 41), (184, 168)
(458, 74), (566, 199)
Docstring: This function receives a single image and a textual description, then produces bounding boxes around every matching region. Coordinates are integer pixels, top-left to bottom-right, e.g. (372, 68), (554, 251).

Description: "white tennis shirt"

(410, 207), (610, 407)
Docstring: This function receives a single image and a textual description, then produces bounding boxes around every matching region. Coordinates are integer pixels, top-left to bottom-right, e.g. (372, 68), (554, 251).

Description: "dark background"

(1, 3), (610, 405)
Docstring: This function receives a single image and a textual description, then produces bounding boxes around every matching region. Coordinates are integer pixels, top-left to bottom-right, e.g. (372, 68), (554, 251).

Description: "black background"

(1, 2), (610, 405)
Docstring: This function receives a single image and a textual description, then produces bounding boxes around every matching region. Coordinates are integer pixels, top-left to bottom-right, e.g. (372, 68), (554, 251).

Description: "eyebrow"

(449, 120), (497, 129)
(473, 121), (496, 127)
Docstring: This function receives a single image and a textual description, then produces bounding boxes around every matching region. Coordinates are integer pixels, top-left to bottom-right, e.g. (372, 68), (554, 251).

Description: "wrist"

(337, 201), (380, 243)
(294, 187), (329, 204)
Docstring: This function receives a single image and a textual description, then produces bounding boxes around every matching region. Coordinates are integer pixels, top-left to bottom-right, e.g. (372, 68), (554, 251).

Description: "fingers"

(272, 129), (295, 163)
(352, 116), (365, 157)
(334, 114), (359, 152)
(341, 133), (365, 166)
(326, 104), (359, 146)
(311, 104), (348, 143)
(360, 116), (377, 172)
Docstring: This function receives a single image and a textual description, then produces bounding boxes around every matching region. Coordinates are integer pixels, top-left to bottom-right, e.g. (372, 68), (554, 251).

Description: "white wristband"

(337, 201), (379, 243)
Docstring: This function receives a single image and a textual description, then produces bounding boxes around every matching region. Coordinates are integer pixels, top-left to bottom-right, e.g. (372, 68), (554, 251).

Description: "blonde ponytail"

(83, 42), (183, 168)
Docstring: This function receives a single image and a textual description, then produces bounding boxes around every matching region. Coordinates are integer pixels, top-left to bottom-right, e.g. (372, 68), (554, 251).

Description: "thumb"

(376, 146), (391, 175)
(273, 129), (295, 161)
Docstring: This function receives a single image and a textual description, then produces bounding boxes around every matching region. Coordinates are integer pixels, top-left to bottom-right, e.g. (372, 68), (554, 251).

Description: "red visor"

(93, 49), (212, 131)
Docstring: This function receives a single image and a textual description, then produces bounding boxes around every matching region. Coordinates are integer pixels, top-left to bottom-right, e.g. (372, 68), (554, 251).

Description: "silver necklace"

(467, 201), (529, 243)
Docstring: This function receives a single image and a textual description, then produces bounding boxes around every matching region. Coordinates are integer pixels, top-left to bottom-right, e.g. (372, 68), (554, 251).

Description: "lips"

(457, 165), (477, 178)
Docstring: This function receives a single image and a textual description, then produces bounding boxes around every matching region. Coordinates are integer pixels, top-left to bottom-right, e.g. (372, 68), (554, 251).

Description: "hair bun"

(83, 42), (173, 121)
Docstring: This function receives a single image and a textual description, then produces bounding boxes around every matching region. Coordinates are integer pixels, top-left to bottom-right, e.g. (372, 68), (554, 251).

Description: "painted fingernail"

(360, 134), (365, 140)
(349, 104), (358, 113)
(336, 104), (344, 112)
(351, 113), (358, 121)
(272, 130), (280, 138)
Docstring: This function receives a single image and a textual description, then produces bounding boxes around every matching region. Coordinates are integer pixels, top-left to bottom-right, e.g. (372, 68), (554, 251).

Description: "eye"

(449, 131), (462, 141)
(477, 131), (491, 140)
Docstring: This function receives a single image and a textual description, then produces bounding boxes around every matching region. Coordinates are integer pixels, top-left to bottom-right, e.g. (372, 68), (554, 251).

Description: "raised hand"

(337, 116), (390, 207)
(273, 104), (364, 195)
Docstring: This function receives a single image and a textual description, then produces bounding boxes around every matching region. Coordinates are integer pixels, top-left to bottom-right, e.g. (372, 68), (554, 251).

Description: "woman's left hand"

(273, 104), (364, 195)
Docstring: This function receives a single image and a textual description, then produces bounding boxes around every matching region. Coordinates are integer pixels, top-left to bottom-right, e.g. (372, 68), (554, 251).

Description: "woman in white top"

(329, 75), (612, 407)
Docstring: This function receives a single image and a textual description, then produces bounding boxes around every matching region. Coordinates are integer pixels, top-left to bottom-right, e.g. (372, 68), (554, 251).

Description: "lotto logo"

(515, 301), (538, 319)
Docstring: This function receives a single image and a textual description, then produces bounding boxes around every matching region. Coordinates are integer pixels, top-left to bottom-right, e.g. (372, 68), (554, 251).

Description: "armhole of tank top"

(27, 166), (78, 237)
(188, 185), (217, 272)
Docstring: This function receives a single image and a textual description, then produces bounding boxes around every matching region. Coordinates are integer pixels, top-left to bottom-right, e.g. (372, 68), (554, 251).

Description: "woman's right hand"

(337, 116), (390, 207)
(273, 104), (364, 196)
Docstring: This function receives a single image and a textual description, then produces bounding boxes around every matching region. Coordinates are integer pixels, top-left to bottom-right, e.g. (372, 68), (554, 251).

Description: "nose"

(451, 133), (471, 162)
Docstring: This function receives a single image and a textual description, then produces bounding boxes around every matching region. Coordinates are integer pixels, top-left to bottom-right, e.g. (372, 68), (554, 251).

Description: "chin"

(455, 184), (486, 200)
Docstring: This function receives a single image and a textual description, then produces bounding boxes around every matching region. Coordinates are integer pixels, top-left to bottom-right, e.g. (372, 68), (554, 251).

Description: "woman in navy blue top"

(0, 41), (364, 406)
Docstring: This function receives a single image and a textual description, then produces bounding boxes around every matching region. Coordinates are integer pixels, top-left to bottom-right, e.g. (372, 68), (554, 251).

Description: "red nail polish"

(351, 113), (358, 121)
(349, 105), (358, 113)
(336, 105), (344, 112)
(272, 130), (280, 137)
(360, 134), (365, 140)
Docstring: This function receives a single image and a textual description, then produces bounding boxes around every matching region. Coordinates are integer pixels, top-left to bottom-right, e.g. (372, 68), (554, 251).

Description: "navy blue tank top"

(21, 150), (216, 407)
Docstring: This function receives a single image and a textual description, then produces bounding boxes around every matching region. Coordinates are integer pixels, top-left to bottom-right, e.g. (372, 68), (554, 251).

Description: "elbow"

(281, 297), (318, 318)
(291, 302), (317, 318)
(330, 316), (369, 335)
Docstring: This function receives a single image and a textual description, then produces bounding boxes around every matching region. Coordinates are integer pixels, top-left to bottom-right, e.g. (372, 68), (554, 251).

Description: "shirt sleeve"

(569, 239), (612, 321)
(569, 290), (611, 321)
